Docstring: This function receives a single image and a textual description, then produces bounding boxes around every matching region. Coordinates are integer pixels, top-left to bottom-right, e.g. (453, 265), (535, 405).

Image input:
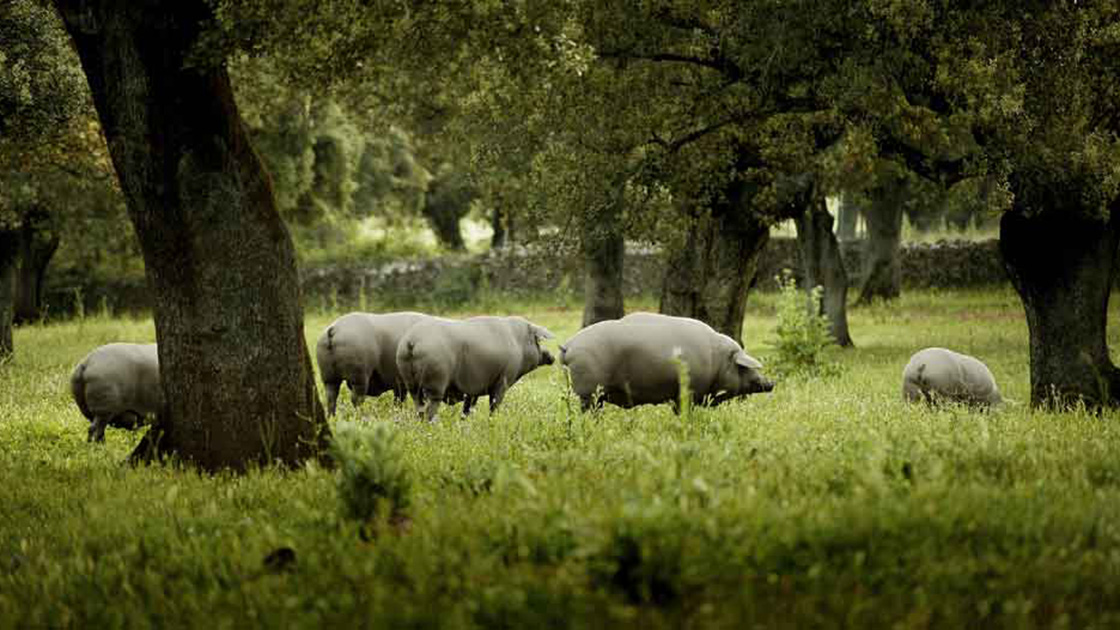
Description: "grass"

(2, 288), (1120, 628)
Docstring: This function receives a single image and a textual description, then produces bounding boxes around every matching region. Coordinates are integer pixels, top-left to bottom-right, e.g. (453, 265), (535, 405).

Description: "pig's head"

(511, 317), (556, 372)
(714, 336), (774, 402)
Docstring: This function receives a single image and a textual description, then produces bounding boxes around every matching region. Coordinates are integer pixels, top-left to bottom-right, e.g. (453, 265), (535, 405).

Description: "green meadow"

(2, 288), (1119, 629)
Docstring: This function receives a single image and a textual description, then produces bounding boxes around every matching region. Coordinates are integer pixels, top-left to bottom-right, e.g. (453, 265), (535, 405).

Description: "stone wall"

(42, 238), (1017, 318)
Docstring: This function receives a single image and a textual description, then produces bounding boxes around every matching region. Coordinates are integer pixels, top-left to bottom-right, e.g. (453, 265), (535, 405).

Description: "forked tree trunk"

(55, 0), (329, 471)
(1000, 206), (1120, 409)
(857, 179), (906, 304)
(581, 196), (625, 327)
(795, 195), (853, 347)
(0, 230), (17, 360)
(660, 185), (769, 346)
(14, 207), (59, 323)
(836, 194), (860, 241)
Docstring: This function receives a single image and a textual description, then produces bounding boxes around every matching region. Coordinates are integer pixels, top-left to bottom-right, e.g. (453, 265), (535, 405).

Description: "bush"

(332, 423), (412, 527)
(770, 269), (841, 379)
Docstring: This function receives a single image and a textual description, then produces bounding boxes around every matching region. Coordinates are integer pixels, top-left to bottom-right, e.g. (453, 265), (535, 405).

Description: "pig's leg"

(487, 383), (508, 415)
(324, 381), (341, 417)
(461, 396), (476, 417)
(347, 372), (370, 410)
(87, 415), (110, 443)
(422, 388), (442, 422)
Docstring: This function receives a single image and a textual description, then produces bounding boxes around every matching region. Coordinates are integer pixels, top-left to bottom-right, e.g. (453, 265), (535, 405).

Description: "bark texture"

(1000, 206), (1120, 409)
(659, 182), (769, 347)
(0, 229), (16, 360)
(795, 195), (853, 347)
(581, 197), (625, 327)
(55, 0), (329, 471)
(14, 206), (59, 323)
(857, 180), (906, 304)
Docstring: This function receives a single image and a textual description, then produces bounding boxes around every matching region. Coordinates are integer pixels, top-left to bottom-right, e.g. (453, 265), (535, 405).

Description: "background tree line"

(2, 0), (1117, 470)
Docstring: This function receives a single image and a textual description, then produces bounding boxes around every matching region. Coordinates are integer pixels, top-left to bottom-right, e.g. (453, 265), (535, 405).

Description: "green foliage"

(770, 269), (841, 380)
(2, 291), (1120, 626)
(331, 422), (412, 525)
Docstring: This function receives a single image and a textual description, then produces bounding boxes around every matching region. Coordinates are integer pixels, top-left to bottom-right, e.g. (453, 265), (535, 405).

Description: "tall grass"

(1, 289), (1119, 628)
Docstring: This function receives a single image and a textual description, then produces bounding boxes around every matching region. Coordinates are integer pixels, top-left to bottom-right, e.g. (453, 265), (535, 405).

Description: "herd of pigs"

(68, 311), (1003, 443)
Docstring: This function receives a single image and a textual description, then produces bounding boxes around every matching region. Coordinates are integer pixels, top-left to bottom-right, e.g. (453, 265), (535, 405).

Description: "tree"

(1, 0), (92, 355)
(51, 0), (329, 470)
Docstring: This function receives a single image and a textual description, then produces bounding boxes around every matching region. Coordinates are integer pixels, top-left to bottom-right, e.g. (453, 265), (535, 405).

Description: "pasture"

(2, 288), (1120, 628)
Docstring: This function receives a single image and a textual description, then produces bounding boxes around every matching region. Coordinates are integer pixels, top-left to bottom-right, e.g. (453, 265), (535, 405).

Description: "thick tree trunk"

(1000, 207), (1120, 409)
(659, 187), (769, 346)
(0, 230), (16, 360)
(421, 170), (471, 251)
(56, 1), (329, 471)
(795, 195), (853, 347)
(857, 180), (906, 304)
(14, 207), (59, 323)
(580, 197), (625, 327)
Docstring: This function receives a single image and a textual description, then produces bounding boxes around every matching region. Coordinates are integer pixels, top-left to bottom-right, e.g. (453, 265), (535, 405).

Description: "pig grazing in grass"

(902, 347), (1002, 407)
(561, 312), (774, 412)
(316, 311), (435, 416)
(70, 343), (161, 443)
(396, 316), (555, 421)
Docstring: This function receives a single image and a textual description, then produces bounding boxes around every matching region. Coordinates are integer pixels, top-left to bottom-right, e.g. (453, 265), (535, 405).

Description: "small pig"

(396, 315), (555, 421)
(70, 343), (161, 442)
(561, 312), (774, 412)
(902, 347), (1002, 407)
(316, 311), (436, 416)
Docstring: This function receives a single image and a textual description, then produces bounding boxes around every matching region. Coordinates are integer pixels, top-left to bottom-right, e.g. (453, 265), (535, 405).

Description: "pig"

(315, 311), (437, 416)
(560, 312), (773, 411)
(396, 315), (556, 421)
(902, 347), (1002, 407)
(70, 343), (161, 443)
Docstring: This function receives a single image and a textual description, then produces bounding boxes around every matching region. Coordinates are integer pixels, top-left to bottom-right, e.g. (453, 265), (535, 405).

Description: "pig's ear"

(734, 350), (762, 369)
(531, 324), (555, 341)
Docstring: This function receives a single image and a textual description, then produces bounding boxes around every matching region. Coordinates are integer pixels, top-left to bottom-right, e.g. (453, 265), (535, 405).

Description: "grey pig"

(561, 312), (773, 412)
(70, 343), (161, 442)
(315, 311), (436, 416)
(396, 316), (555, 421)
(902, 347), (1002, 407)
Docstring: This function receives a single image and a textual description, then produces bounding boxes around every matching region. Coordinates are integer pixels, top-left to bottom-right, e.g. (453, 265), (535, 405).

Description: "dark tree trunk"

(580, 197), (625, 327)
(795, 194), (853, 347)
(491, 206), (511, 249)
(55, 0), (329, 471)
(0, 229), (16, 360)
(857, 179), (906, 304)
(14, 207), (59, 323)
(1000, 206), (1120, 409)
(422, 204), (467, 251)
(659, 183), (769, 346)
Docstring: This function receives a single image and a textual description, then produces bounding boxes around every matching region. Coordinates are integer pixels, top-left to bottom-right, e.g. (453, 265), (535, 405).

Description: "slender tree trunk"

(0, 229), (17, 360)
(1000, 206), (1120, 409)
(55, 0), (329, 471)
(857, 179), (906, 304)
(659, 183), (769, 346)
(14, 207), (59, 323)
(795, 194), (853, 347)
(580, 196), (625, 327)
(491, 206), (510, 249)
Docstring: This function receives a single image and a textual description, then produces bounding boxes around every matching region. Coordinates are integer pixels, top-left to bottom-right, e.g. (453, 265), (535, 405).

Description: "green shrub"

(770, 269), (841, 379)
(331, 422), (412, 525)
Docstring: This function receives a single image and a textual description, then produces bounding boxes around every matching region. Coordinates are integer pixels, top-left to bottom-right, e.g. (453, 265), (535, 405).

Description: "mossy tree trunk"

(1000, 204), (1120, 409)
(55, 0), (329, 471)
(580, 194), (625, 327)
(659, 179), (769, 347)
(795, 193), (853, 347)
(857, 178), (906, 304)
